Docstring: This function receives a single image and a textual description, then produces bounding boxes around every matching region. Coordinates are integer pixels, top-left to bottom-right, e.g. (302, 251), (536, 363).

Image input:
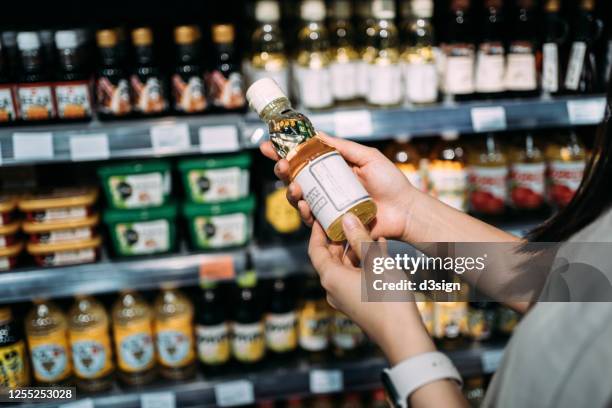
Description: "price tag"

(150, 123), (191, 153)
(471, 107), (507, 132)
(214, 380), (255, 407)
(199, 125), (240, 153)
(309, 369), (343, 394)
(567, 98), (606, 125)
(60, 399), (94, 408)
(70, 133), (110, 161)
(13, 132), (54, 160)
(141, 392), (176, 408)
(333, 110), (373, 138)
(481, 349), (504, 373)
(199, 255), (235, 284)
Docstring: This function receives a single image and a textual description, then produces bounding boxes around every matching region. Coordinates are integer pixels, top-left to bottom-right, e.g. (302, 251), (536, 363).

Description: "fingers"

(297, 200), (314, 227)
(260, 141), (281, 161)
(308, 222), (337, 273)
(341, 212), (373, 261)
(317, 133), (380, 167)
(274, 159), (290, 183)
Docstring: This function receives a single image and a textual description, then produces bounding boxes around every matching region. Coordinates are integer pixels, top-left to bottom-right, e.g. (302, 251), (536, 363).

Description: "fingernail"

(342, 213), (360, 231)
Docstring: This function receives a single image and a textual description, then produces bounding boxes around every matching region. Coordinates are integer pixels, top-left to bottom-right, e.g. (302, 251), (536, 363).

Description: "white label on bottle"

(231, 322), (264, 362)
(45, 227), (92, 244)
(0, 236), (6, 248)
(542, 43), (559, 93)
(469, 166), (508, 206)
(70, 133), (110, 161)
(444, 55), (475, 95)
(0, 256), (10, 270)
(510, 162), (546, 205)
(428, 167), (468, 211)
(150, 123), (191, 154)
(505, 53), (537, 90)
(471, 107), (507, 132)
(310, 369), (343, 394)
(215, 380), (255, 407)
(548, 160), (585, 204)
(13, 132), (54, 160)
(475, 52), (505, 93)
(366, 62), (402, 105)
(294, 152), (371, 231)
(196, 323), (230, 365)
(199, 125), (240, 153)
(356, 59), (369, 97)
(332, 315), (364, 350)
(52, 248), (96, 266)
(110, 173), (164, 208)
(333, 110), (373, 138)
(55, 83), (92, 118)
(403, 62), (438, 104)
(250, 67), (290, 96)
(141, 392), (176, 408)
(0, 87), (16, 122)
(17, 84), (55, 120)
(295, 66), (333, 109)
(116, 219), (169, 255)
(567, 98), (606, 125)
(194, 213), (248, 248)
(565, 42), (587, 91)
(330, 61), (359, 101)
(265, 312), (297, 352)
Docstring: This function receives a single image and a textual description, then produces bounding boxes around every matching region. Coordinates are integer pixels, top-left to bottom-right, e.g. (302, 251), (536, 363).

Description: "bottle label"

(294, 152), (371, 231)
(116, 219), (169, 255)
(0, 340), (29, 388)
(196, 323), (230, 365)
(187, 168), (249, 203)
(17, 84), (55, 120)
(207, 71), (245, 109)
(114, 319), (155, 373)
(356, 59), (369, 97)
(109, 173), (165, 208)
(509, 162), (546, 209)
(131, 76), (167, 114)
(564, 42), (587, 91)
(45, 248), (96, 267)
(265, 312), (297, 353)
(193, 213), (248, 248)
(403, 62), (438, 104)
(96, 77), (131, 115)
(294, 66), (333, 109)
(366, 62), (402, 105)
(444, 55), (475, 95)
(504, 44), (537, 91)
(155, 314), (195, 368)
(265, 187), (302, 234)
(433, 302), (468, 339)
(298, 308), (330, 352)
(249, 66), (290, 96)
(33, 207), (87, 223)
(55, 81), (92, 119)
(28, 331), (71, 383)
(542, 43), (559, 93)
(468, 166), (508, 214)
(332, 314), (364, 350)
(0, 256), (10, 271)
(428, 166), (468, 211)
(0, 86), (17, 122)
(172, 74), (207, 113)
(468, 308), (495, 341)
(475, 46), (505, 93)
(330, 61), (359, 101)
(69, 325), (113, 379)
(396, 163), (424, 192)
(548, 160), (585, 206)
(39, 227), (92, 244)
(231, 322), (265, 363)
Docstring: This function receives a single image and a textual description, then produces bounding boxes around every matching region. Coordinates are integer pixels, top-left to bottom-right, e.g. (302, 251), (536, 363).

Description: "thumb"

(342, 212), (372, 260)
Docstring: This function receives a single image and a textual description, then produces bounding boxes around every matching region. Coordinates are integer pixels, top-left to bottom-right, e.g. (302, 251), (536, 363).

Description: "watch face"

(381, 370), (402, 407)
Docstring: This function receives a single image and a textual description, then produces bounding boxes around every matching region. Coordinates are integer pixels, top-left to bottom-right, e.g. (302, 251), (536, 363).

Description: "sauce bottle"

(95, 29), (131, 119)
(331, 311), (365, 359)
(298, 277), (331, 362)
(265, 277), (298, 359)
(467, 133), (508, 216)
(427, 132), (468, 212)
(172, 26), (207, 114)
(231, 272), (266, 367)
(385, 136), (425, 191)
(508, 133), (546, 212)
(68, 295), (114, 392)
(464, 376), (486, 407)
(504, 0), (539, 97)
(467, 301), (495, 342)
(541, 0), (569, 97)
(545, 131), (586, 208)
(207, 24), (245, 111)
(26, 300), (72, 386)
(130, 27), (168, 116)
(153, 287), (196, 380)
(328, 0), (360, 104)
(0, 37), (17, 123)
(112, 290), (156, 386)
(474, 0), (506, 99)
(196, 281), (231, 374)
(246, 78), (377, 242)
(0, 306), (30, 389)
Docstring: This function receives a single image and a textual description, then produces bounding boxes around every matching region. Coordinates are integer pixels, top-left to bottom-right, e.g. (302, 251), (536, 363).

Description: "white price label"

(60, 399), (94, 408)
(567, 98), (606, 125)
(333, 110), (373, 138)
(140, 392), (176, 408)
(214, 380), (255, 407)
(481, 349), (505, 373)
(199, 125), (240, 153)
(70, 133), (110, 161)
(13, 132), (54, 160)
(150, 123), (191, 153)
(471, 107), (507, 132)
(309, 369), (344, 394)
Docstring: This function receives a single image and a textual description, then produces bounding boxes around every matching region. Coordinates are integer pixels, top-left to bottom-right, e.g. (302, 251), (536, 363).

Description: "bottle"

(130, 27), (168, 116)
(331, 311), (365, 359)
(172, 25), (207, 114)
(433, 301), (468, 349)
(207, 24), (246, 111)
(464, 376), (486, 407)
(0, 307), (30, 389)
(328, 0), (360, 103)
(39, 30), (57, 74)
(545, 131), (586, 208)
(294, 0), (333, 109)
(16, 31), (56, 121)
(385, 136), (425, 191)
(112, 291), (156, 386)
(369, 389), (388, 408)
(442, 0), (475, 101)
(153, 288), (196, 380)
(26, 300), (72, 386)
(564, 0), (604, 94)
(467, 302), (496, 342)
(0, 38), (17, 123)
(427, 132), (468, 212)
(231, 272), (266, 366)
(474, 0), (506, 99)
(246, 78), (376, 242)
(68, 296), (114, 392)
(467, 133), (508, 216)
(496, 305), (520, 336)
(298, 277), (331, 361)
(355, 0), (375, 100)
(265, 277), (298, 359)
(95, 29), (131, 118)
(364, 0), (402, 107)
(196, 282), (231, 374)
(248, 0), (291, 95)
(508, 133), (546, 212)
(54, 30), (93, 121)
(541, 0), (569, 97)
(401, 0), (438, 105)
(504, 0), (539, 97)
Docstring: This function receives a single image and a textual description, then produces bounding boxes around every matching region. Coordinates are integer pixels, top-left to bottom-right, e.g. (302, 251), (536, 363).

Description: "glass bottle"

(265, 277), (298, 359)
(467, 301), (496, 342)
(331, 311), (365, 359)
(207, 24), (245, 111)
(474, 0), (506, 99)
(298, 277), (331, 362)
(95, 29), (131, 119)
(246, 78), (376, 242)
(68, 296), (114, 392)
(130, 27), (168, 116)
(541, 0), (569, 97)
(427, 132), (468, 212)
(464, 376), (486, 407)
(508, 133), (546, 212)
(172, 25), (207, 114)
(545, 131), (586, 208)
(231, 272), (266, 367)
(467, 133), (508, 216)
(385, 136), (425, 191)
(355, 0), (375, 100)
(0, 37), (17, 123)
(504, 0), (539, 97)
(196, 281), (231, 374)
(54, 30), (92, 120)
(0, 307), (30, 389)
(328, 0), (360, 103)
(112, 290), (156, 386)
(433, 301), (468, 349)
(442, 0), (476, 101)
(26, 300), (72, 386)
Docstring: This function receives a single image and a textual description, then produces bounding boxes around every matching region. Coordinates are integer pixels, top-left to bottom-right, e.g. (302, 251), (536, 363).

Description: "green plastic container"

(103, 203), (177, 256)
(98, 160), (172, 209)
(178, 153), (251, 204)
(183, 195), (255, 250)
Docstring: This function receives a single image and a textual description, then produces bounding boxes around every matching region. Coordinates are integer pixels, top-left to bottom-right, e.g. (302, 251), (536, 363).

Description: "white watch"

(381, 351), (463, 408)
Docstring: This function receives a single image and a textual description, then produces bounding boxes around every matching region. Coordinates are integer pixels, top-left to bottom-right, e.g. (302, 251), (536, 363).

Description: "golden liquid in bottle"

(544, 132), (586, 208)
(428, 134), (468, 212)
(508, 134), (546, 211)
(466, 134), (508, 216)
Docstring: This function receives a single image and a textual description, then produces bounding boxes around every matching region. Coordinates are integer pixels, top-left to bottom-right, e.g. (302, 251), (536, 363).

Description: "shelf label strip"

(471, 107), (507, 132)
(70, 133), (110, 161)
(309, 369), (344, 394)
(481, 349), (505, 373)
(199, 125), (240, 153)
(140, 392), (176, 408)
(215, 380), (255, 407)
(567, 98), (606, 125)
(333, 110), (373, 138)
(13, 132), (54, 160)
(150, 123), (191, 153)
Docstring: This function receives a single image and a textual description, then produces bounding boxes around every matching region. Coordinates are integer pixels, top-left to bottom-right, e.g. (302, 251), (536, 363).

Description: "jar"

(0, 221), (20, 248)
(27, 236), (101, 267)
(0, 242), (23, 271)
(23, 214), (99, 244)
(18, 188), (98, 223)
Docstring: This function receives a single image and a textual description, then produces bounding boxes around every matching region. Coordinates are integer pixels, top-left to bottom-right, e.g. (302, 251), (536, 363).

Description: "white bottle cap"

(412, 0), (434, 18)
(301, 0), (326, 21)
(55, 30), (78, 49)
(246, 78), (288, 115)
(255, 0), (281, 23)
(16, 32), (41, 51)
(372, 0), (396, 19)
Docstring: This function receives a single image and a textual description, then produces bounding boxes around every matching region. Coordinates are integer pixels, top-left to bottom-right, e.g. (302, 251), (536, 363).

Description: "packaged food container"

(178, 153), (251, 203)
(0, 222), (20, 248)
(97, 160), (171, 209)
(0, 242), (23, 271)
(0, 196), (18, 226)
(23, 214), (99, 244)
(183, 195), (255, 250)
(18, 188), (98, 223)
(27, 236), (101, 267)
(103, 203), (177, 257)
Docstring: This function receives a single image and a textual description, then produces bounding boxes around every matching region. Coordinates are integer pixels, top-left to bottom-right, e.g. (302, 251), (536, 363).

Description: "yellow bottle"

(0, 307), (30, 389)
(545, 131), (586, 208)
(427, 132), (468, 211)
(298, 278), (331, 361)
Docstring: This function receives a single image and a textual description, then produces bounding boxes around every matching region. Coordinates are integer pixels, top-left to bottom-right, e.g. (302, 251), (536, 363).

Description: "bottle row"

(255, 388), (390, 408)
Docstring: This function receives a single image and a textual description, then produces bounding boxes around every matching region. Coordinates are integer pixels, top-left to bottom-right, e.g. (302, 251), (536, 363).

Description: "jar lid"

(103, 203), (177, 224)
(0, 221), (20, 236)
(0, 241), (23, 257)
(17, 31), (40, 51)
(174, 25), (201, 45)
(27, 235), (101, 255)
(246, 78), (287, 115)
(132, 27), (153, 46)
(23, 214), (99, 234)
(255, 0), (281, 23)
(18, 188), (98, 211)
(96, 29), (118, 47)
(182, 195), (255, 217)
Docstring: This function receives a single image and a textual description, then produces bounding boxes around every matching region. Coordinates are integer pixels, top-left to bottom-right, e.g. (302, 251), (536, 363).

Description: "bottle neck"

(259, 97), (293, 122)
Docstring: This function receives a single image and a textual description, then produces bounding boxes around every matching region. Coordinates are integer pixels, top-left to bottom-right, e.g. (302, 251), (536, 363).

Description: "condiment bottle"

(95, 29), (131, 118)
(265, 277), (298, 359)
(196, 281), (231, 374)
(172, 26), (207, 114)
(0, 306), (30, 389)
(545, 131), (586, 208)
(207, 24), (245, 111)
(231, 271), (266, 367)
(427, 132), (468, 212)
(130, 27), (168, 116)
(508, 133), (546, 211)
(298, 277), (331, 362)
(328, 0), (360, 103)
(467, 133), (508, 216)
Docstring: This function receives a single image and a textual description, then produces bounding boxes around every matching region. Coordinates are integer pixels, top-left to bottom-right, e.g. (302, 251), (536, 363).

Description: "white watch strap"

(384, 351), (463, 408)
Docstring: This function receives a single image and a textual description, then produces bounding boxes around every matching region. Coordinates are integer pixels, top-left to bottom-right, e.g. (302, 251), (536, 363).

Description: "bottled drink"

(112, 291), (156, 386)
(298, 277), (331, 361)
(68, 296), (114, 392)
(474, 0), (506, 99)
(232, 272), (266, 366)
(96, 29), (131, 118)
(26, 300), (72, 385)
(467, 133), (508, 216)
(464, 376), (486, 407)
(355, 0), (375, 99)
(541, 0), (569, 97)
(196, 282), (231, 373)
(496, 306), (520, 336)
(172, 26), (207, 114)
(442, 0), (475, 101)
(265, 277), (298, 358)
(509, 133), (546, 212)
(246, 78), (376, 241)
(467, 302), (496, 342)
(545, 131), (586, 208)
(0, 307), (30, 389)
(331, 311), (365, 359)
(328, 0), (360, 103)
(504, 0), (538, 97)
(207, 24), (246, 111)
(385, 136), (425, 191)
(130, 27), (168, 116)
(0, 37), (17, 122)
(153, 288), (196, 380)
(433, 301), (468, 349)
(427, 132), (468, 212)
